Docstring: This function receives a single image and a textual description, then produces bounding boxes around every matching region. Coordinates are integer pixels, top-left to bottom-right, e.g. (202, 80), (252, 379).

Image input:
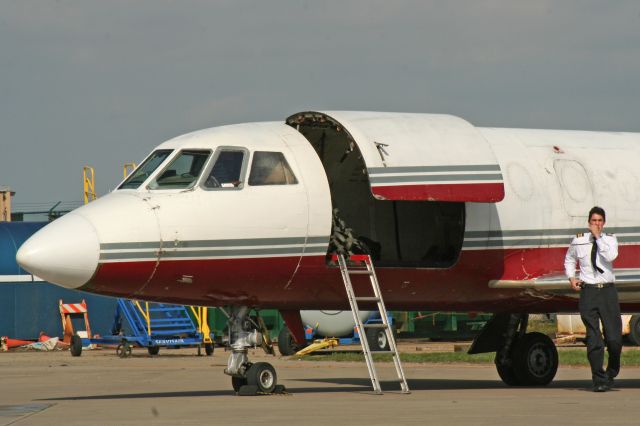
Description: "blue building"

(0, 222), (118, 339)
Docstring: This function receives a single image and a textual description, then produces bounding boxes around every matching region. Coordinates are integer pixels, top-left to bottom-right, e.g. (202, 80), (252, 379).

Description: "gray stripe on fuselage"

(463, 237), (575, 248)
(464, 227), (640, 239)
(99, 245), (328, 261)
(101, 236), (329, 251)
(462, 227), (640, 248)
(369, 174), (503, 184)
(368, 164), (501, 174)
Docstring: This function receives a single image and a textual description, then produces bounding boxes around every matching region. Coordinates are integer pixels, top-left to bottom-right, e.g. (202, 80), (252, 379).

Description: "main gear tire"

(512, 332), (558, 386)
(366, 326), (394, 352)
(495, 358), (521, 386)
(278, 327), (299, 356)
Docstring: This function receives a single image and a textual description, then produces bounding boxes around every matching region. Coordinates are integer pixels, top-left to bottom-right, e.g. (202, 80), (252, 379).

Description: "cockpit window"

(119, 149), (173, 189)
(203, 149), (246, 189)
(148, 150), (211, 189)
(248, 151), (298, 186)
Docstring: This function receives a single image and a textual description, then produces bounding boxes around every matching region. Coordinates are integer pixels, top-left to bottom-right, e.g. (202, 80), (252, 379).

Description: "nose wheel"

(224, 307), (286, 395)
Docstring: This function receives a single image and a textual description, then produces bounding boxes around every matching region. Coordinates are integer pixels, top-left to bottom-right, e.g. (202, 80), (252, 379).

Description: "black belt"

(581, 282), (614, 289)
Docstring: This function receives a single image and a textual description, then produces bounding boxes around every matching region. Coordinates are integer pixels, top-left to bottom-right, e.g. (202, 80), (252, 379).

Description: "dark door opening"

(288, 115), (465, 268)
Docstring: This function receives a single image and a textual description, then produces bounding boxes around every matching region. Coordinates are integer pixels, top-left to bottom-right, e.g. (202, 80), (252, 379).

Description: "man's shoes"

(593, 384), (609, 392)
(607, 377), (615, 389)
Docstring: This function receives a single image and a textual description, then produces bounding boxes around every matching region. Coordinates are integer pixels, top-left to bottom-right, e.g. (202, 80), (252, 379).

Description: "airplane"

(16, 110), (640, 392)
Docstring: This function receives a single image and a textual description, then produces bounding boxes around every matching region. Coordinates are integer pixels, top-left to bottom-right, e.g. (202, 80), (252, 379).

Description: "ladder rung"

(334, 252), (409, 395)
(348, 270), (372, 275)
(363, 323), (388, 329)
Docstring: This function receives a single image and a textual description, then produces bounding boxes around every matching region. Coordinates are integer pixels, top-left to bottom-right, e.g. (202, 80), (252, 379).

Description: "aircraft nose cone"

(16, 213), (99, 289)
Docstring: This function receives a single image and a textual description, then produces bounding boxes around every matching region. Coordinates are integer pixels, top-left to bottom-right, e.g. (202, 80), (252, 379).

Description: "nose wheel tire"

(246, 362), (277, 393)
(147, 345), (160, 356)
(232, 376), (248, 392)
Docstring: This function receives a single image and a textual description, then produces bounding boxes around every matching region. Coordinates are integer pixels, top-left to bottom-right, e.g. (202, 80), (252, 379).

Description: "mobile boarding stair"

(333, 253), (410, 395)
(75, 299), (214, 358)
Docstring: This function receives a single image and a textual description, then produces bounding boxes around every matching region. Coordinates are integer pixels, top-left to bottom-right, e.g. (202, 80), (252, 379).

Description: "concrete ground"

(1, 343), (639, 426)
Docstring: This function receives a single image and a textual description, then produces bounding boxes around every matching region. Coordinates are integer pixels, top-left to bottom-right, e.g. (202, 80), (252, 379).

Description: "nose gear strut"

(223, 306), (285, 395)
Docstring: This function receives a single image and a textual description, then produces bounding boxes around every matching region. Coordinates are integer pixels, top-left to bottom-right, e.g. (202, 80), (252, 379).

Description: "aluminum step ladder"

(333, 253), (410, 394)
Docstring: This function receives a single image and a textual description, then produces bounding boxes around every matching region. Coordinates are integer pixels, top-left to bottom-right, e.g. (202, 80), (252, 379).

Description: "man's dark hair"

(588, 206), (606, 222)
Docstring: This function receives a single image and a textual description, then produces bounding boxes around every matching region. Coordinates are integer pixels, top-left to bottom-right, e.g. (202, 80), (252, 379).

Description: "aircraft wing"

(489, 269), (640, 300)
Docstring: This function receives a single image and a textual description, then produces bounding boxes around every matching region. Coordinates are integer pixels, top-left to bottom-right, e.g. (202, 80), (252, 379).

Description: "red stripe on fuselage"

(371, 183), (505, 202)
(82, 245), (640, 312)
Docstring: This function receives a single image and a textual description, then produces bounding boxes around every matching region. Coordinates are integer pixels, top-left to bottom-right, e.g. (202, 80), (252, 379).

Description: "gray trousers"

(579, 285), (622, 385)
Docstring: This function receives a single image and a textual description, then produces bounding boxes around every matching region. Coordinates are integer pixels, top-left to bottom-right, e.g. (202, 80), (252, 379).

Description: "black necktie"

(591, 238), (604, 274)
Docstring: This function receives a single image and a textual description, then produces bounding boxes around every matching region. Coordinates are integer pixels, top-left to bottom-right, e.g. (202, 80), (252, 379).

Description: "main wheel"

(205, 343), (214, 356)
(231, 376), (247, 392)
(147, 345), (160, 356)
(246, 362), (277, 393)
(278, 327), (299, 356)
(70, 334), (83, 357)
(495, 358), (521, 386)
(628, 315), (640, 345)
(366, 326), (394, 352)
(512, 332), (558, 386)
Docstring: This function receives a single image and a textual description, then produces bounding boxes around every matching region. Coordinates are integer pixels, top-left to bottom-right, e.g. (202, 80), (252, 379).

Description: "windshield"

(148, 150), (211, 189)
(118, 149), (173, 189)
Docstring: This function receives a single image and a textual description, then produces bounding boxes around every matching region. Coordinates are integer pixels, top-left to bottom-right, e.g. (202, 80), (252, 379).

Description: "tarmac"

(2, 343), (640, 426)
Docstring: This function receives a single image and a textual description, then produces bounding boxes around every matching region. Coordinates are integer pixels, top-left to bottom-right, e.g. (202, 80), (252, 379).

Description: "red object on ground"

(5, 338), (35, 348)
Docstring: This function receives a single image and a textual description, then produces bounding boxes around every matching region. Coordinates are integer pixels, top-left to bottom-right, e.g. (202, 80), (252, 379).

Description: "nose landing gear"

(224, 306), (286, 395)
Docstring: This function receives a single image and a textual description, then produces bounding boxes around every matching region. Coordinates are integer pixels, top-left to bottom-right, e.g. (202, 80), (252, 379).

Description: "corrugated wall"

(1, 222), (119, 339)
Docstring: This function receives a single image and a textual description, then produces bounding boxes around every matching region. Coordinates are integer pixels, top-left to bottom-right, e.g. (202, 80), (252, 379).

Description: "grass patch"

(293, 349), (640, 366)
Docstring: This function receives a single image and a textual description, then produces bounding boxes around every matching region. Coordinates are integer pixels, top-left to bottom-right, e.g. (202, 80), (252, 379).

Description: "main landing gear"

(224, 306), (285, 395)
(469, 314), (558, 386)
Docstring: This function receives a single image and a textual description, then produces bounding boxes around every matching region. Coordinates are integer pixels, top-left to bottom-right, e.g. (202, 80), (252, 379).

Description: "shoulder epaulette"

(576, 233), (583, 237)
(606, 233), (615, 236)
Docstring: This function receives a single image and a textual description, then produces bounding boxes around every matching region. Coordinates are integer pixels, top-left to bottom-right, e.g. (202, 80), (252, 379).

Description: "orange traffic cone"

(5, 338), (35, 348)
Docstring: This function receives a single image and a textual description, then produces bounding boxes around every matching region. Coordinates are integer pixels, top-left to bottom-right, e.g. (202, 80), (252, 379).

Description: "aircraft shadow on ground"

(38, 378), (640, 401)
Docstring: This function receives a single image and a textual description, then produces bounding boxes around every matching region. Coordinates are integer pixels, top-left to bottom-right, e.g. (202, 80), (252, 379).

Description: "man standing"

(565, 206), (621, 392)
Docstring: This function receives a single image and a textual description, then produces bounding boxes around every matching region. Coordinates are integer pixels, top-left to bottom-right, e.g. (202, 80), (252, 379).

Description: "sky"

(1, 1), (640, 214)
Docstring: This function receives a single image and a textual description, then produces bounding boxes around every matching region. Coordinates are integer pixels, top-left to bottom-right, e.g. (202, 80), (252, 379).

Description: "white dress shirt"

(564, 232), (618, 284)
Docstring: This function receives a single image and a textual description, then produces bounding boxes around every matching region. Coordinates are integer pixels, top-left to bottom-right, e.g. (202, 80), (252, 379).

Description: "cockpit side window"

(248, 151), (298, 186)
(118, 149), (173, 189)
(203, 149), (247, 189)
(147, 150), (211, 190)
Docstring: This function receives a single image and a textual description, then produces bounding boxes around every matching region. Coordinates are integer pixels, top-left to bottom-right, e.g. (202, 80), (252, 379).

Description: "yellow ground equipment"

(295, 338), (339, 356)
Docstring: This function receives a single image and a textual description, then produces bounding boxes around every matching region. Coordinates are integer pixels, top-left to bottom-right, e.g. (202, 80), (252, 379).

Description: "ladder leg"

(337, 254), (383, 394)
(334, 253), (410, 394)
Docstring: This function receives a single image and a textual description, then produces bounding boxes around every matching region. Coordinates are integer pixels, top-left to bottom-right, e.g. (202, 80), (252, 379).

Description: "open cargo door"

(286, 111), (504, 203)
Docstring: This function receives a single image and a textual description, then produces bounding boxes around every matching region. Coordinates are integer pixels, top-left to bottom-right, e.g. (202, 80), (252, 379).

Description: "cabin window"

(147, 150), (211, 189)
(248, 151), (298, 186)
(203, 149), (247, 189)
(118, 149), (173, 189)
